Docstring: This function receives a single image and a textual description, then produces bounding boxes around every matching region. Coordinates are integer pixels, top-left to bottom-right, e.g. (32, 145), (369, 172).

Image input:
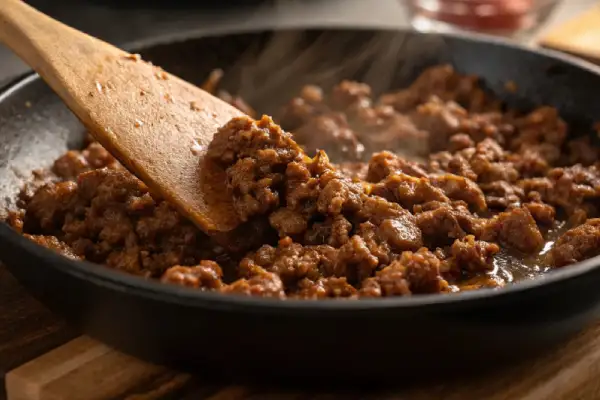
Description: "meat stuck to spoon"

(0, 0), (243, 233)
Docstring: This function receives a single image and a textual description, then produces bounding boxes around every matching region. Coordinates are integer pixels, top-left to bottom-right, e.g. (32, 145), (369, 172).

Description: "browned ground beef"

(8, 64), (600, 299)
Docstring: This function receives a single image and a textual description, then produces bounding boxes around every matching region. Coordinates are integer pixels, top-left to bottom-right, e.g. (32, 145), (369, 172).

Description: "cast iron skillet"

(2, 28), (600, 383)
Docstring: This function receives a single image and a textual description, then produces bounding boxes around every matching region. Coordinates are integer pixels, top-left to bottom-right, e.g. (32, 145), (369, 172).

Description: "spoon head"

(77, 51), (244, 233)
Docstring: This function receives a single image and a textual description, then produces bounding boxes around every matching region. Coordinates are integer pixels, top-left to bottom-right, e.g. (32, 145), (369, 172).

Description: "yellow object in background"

(540, 5), (600, 63)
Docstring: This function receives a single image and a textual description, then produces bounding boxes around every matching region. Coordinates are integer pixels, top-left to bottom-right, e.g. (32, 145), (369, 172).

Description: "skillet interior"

(3, 28), (600, 381)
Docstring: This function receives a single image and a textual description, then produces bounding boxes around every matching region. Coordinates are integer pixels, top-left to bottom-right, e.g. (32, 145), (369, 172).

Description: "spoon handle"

(0, 0), (125, 122)
(0, 0), (242, 233)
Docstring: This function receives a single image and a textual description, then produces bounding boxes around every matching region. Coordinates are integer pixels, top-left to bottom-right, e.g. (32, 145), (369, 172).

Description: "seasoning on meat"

(366, 151), (428, 182)
(24, 234), (82, 260)
(161, 260), (224, 289)
(293, 277), (358, 299)
(415, 201), (482, 246)
(360, 248), (448, 296)
(480, 207), (544, 253)
(222, 267), (286, 298)
(240, 236), (333, 285)
(208, 115), (304, 221)
(371, 173), (449, 209)
(429, 174), (487, 212)
(550, 219), (600, 267)
(450, 235), (499, 273)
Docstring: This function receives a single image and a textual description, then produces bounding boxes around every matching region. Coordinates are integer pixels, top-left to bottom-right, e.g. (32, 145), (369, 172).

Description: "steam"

(220, 29), (448, 115)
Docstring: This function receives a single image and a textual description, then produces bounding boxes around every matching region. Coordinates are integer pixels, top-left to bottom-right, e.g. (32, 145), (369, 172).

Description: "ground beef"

(550, 219), (600, 267)
(336, 161), (369, 181)
(429, 174), (486, 212)
(52, 142), (119, 179)
(410, 97), (466, 152)
(328, 81), (430, 156)
(518, 177), (553, 202)
(511, 106), (567, 151)
(480, 207), (544, 253)
(359, 248), (448, 296)
(519, 164), (600, 219)
(371, 173), (449, 209)
(292, 277), (357, 299)
(316, 174), (364, 215)
(330, 80), (372, 111)
(23, 234), (82, 260)
(240, 236), (336, 285)
(400, 248), (449, 293)
(567, 136), (600, 166)
(269, 208), (308, 237)
(279, 84), (330, 131)
(479, 181), (524, 210)
(377, 216), (423, 252)
(161, 261), (223, 290)
(6, 210), (24, 233)
(24, 168), (215, 277)
(428, 137), (522, 185)
(293, 113), (363, 161)
(547, 165), (600, 214)
(207, 115), (304, 221)
(456, 275), (505, 291)
(366, 151), (428, 182)
(356, 111), (429, 157)
(378, 65), (495, 113)
(470, 139), (520, 183)
(304, 215), (352, 247)
(336, 225), (388, 283)
(523, 202), (555, 226)
(448, 133), (474, 152)
(11, 64), (600, 300)
(415, 201), (482, 246)
(222, 267), (286, 298)
(53, 151), (90, 179)
(511, 146), (553, 177)
(450, 235), (499, 273)
(429, 151), (479, 182)
(25, 181), (78, 232)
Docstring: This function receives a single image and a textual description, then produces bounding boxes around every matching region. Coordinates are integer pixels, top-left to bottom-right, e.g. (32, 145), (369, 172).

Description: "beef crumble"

(8, 64), (600, 300)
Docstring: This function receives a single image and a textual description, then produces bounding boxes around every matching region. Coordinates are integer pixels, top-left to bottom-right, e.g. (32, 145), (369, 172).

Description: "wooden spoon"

(0, 0), (243, 233)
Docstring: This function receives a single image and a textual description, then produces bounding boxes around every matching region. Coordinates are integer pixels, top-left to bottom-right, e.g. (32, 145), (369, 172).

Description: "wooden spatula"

(0, 0), (243, 233)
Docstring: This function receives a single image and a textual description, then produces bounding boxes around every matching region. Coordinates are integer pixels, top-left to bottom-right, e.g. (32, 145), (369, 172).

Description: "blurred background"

(0, 0), (597, 87)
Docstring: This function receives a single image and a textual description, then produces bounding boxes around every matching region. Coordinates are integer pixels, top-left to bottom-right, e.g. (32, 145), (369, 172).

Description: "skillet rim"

(3, 26), (600, 313)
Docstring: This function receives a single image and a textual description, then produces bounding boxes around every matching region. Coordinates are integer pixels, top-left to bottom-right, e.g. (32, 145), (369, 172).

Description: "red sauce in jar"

(415, 0), (535, 33)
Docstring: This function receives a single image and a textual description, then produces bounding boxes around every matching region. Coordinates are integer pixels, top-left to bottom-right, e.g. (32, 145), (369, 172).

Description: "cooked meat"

(11, 65), (599, 300)
(161, 261), (224, 290)
(550, 219), (600, 267)
(450, 235), (499, 273)
(222, 267), (286, 298)
(24, 234), (82, 260)
(366, 151), (428, 182)
(292, 277), (358, 299)
(480, 207), (544, 254)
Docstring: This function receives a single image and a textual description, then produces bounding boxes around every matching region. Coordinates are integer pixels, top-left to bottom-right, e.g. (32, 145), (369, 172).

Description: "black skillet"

(1, 28), (600, 383)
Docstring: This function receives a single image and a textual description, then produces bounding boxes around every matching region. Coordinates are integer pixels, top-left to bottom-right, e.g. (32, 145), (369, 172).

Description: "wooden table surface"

(0, 265), (77, 400)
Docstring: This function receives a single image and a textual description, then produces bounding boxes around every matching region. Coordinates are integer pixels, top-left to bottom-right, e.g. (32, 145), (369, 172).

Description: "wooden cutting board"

(539, 5), (600, 63)
(5, 323), (600, 400)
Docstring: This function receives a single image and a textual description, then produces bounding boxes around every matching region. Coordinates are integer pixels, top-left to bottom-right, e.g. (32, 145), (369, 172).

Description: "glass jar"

(404, 0), (561, 38)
